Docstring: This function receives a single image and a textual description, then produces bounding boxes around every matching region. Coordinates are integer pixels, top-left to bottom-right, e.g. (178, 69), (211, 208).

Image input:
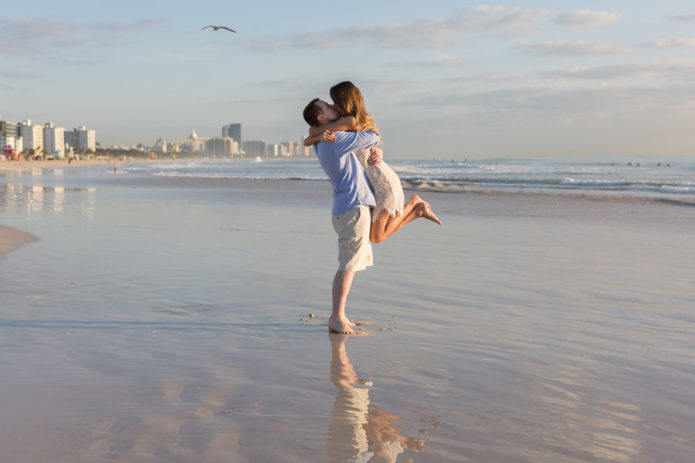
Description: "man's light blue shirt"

(315, 130), (380, 216)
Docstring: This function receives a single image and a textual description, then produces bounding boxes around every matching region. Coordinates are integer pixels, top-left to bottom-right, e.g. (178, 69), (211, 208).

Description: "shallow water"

(1, 166), (694, 462)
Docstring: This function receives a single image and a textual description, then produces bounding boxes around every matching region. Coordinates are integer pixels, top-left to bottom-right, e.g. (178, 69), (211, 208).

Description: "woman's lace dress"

(354, 149), (405, 222)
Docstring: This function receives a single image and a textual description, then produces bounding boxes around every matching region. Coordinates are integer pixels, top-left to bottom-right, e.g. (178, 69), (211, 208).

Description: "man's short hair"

(303, 98), (321, 126)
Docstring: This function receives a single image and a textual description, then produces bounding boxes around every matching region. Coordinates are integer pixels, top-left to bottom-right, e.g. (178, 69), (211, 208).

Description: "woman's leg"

(370, 194), (441, 243)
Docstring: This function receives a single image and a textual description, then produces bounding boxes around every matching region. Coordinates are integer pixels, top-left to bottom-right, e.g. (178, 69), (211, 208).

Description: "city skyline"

(1, 114), (309, 159)
(2, 1), (695, 159)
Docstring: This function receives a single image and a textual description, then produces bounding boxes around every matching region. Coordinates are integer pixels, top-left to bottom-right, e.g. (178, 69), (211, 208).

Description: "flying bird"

(201, 25), (236, 32)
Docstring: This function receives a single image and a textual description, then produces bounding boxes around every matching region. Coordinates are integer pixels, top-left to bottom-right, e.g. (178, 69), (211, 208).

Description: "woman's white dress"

(354, 149), (405, 222)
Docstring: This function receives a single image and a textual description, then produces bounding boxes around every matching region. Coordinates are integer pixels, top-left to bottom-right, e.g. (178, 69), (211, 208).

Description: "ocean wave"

(559, 177), (631, 187)
(660, 185), (695, 195)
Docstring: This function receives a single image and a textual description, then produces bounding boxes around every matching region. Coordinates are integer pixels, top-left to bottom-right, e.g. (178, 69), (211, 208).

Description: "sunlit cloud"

(464, 4), (551, 34)
(644, 37), (695, 48)
(515, 40), (632, 56)
(246, 5), (551, 51)
(541, 62), (695, 80)
(555, 10), (621, 29)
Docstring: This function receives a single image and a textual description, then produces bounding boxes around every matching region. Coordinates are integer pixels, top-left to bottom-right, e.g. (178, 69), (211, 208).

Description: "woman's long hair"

(329, 81), (380, 136)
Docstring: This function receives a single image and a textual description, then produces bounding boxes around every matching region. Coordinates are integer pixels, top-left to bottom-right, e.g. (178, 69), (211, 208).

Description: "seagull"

(201, 25), (236, 32)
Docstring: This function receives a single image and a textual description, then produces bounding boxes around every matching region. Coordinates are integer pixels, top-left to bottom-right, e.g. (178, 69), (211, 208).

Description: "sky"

(1, 0), (695, 159)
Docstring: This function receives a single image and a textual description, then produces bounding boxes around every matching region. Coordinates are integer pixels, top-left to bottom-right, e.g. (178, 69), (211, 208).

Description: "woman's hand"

(367, 146), (383, 166)
(321, 130), (337, 143)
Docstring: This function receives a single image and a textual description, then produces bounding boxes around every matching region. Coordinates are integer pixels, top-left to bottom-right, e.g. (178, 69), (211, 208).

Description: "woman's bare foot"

(423, 204), (442, 226)
(409, 194), (426, 207)
(329, 316), (356, 335)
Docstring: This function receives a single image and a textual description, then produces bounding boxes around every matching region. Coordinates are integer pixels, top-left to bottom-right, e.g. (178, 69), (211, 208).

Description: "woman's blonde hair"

(330, 81), (380, 136)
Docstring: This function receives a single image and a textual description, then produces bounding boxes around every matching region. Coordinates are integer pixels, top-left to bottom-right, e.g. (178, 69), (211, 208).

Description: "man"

(303, 98), (382, 335)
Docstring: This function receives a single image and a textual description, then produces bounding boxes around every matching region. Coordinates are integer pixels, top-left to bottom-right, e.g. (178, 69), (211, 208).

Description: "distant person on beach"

(305, 81), (441, 243)
(303, 97), (382, 335)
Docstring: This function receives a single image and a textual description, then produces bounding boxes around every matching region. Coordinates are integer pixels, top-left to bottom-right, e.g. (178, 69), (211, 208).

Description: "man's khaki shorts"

(332, 205), (373, 272)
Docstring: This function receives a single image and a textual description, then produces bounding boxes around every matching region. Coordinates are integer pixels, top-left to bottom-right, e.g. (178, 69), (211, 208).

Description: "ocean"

(116, 157), (695, 201)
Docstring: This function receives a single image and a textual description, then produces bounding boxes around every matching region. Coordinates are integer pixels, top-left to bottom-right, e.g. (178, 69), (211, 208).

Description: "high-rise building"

(19, 121), (43, 152)
(242, 140), (267, 157)
(65, 126), (96, 152)
(43, 123), (65, 158)
(0, 119), (17, 138)
(205, 137), (234, 156)
(222, 123), (241, 147)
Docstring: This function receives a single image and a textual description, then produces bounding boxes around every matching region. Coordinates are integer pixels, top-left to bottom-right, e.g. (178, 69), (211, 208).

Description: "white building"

(0, 136), (23, 155)
(180, 129), (206, 153)
(43, 123), (65, 158)
(155, 136), (167, 153)
(19, 121), (44, 152)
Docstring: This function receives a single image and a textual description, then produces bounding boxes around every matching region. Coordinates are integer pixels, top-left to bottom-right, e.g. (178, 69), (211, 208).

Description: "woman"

(305, 81), (441, 243)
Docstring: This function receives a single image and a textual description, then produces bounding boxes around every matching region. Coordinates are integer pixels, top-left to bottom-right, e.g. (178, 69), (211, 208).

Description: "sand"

(1, 171), (694, 462)
(0, 225), (38, 259)
(0, 159), (112, 172)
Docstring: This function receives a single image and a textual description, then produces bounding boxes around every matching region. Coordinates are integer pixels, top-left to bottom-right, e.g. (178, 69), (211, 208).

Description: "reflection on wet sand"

(328, 334), (429, 463)
(1, 183), (95, 218)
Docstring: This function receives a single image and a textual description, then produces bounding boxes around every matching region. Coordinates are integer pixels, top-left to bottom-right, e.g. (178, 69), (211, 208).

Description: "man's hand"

(367, 146), (383, 166)
(321, 130), (337, 143)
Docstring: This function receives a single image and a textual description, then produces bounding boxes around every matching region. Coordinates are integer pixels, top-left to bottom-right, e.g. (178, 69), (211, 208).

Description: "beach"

(0, 158), (113, 172)
(1, 161), (695, 462)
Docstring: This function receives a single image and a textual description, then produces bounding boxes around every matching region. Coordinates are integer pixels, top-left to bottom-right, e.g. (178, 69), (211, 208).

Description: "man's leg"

(329, 270), (356, 334)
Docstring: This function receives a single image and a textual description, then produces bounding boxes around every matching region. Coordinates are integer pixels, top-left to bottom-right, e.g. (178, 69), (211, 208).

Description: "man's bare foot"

(423, 204), (442, 226)
(329, 316), (356, 335)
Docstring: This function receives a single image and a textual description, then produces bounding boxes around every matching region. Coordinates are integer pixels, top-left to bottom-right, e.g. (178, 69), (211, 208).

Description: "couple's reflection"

(328, 333), (426, 463)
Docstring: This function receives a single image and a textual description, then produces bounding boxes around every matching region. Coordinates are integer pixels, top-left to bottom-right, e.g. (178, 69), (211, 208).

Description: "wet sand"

(0, 225), (38, 259)
(1, 173), (694, 462)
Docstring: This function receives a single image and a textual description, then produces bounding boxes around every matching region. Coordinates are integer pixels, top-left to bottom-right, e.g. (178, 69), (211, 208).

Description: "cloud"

(668, 13), (695, 21)
(408, 84), (695, 117)
(246, 6), (551, 51)
(555, 10), (621, 29)
(443, 73), (527, 84)
(464, 4), (551, 34)
(644, 37), (695, 48)
(387, 58), (464, 68)
(0, 18), (163, 58)
(515, 40), (632, 56)
(541, 62), (695, 80)
(0, 70), (42, 79)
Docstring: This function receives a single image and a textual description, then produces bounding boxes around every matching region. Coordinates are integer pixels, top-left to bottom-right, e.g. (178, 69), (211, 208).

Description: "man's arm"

(329, 130), (380, 156)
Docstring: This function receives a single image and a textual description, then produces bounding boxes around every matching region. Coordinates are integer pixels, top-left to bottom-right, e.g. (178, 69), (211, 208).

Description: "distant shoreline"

(0, 159), (112, 172)
(0, 156), (312, 173)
